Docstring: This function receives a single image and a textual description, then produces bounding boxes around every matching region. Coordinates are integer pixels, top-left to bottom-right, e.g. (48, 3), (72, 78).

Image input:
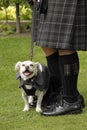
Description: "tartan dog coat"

(16, 64), (50, 96)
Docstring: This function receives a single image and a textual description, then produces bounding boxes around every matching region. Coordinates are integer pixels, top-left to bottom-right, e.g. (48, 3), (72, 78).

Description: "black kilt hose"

(31, 0), (87, 51)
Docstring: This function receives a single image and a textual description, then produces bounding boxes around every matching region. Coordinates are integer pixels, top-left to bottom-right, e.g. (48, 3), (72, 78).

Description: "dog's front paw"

(36, 107), (42, 113)
(23, 105), (29, 112)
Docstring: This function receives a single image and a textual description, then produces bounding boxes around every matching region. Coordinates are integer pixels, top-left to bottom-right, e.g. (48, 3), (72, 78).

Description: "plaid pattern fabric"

(64, 63), (79, 76)
(31, 0), (87, 51)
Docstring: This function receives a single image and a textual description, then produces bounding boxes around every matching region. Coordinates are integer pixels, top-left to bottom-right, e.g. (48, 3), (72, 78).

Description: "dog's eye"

(30, 64), (33, 67)
(22, 64), (25, 66)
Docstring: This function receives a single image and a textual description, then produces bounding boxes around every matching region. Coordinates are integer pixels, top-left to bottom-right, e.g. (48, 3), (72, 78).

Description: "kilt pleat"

(31, 0), (87, 51)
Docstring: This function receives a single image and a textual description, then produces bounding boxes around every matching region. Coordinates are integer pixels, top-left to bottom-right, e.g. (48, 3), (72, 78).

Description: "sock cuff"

(46, 51), (59, 62)
(59, 52), (79, 64)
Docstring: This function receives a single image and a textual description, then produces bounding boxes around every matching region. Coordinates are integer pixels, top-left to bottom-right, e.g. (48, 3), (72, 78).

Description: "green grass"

(0, 35), (87, 130)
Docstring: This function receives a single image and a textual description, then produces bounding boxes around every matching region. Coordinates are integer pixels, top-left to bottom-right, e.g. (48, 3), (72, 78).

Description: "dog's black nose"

(25, 66), (29, 69)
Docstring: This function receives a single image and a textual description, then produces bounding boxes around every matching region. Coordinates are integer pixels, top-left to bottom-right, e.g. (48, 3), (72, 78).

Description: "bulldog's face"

(15, 61), (39, 80)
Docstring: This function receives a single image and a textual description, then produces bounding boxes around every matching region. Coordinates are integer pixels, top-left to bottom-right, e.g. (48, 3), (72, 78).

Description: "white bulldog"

(15, 61), (49, 113)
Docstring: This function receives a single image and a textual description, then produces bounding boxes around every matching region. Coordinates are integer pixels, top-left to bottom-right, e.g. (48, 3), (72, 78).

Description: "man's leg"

(42, 50), (84, 116)
(42, 47), (62, 105)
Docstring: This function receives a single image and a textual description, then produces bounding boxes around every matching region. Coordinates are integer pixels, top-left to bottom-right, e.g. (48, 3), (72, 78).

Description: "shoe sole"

(68, 109), (83, 114)
(41, 109), (83, 116)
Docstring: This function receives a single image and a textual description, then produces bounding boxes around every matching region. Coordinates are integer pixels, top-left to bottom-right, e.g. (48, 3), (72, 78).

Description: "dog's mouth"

(23, 70), (33, 76)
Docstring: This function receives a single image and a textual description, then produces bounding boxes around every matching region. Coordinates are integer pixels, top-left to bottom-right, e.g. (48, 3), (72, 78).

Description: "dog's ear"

(35, 62), (43, 72)
(15, 61), (22, 72)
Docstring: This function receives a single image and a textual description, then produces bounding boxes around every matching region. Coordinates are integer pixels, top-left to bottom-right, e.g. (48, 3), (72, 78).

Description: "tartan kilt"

(31, 0), (87, 51)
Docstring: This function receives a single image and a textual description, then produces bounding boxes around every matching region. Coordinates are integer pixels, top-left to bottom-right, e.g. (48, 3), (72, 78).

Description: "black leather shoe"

(78, 95), (85, 108)
(45, 94), (85, 110)
(41, 100), (82, 116)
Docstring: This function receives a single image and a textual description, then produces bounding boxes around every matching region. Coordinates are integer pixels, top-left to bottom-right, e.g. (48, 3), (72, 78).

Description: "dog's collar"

(21, 76), (36, 87)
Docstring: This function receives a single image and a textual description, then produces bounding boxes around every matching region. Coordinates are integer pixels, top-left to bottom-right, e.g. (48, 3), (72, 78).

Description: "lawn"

(0, 34), (87, 130)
